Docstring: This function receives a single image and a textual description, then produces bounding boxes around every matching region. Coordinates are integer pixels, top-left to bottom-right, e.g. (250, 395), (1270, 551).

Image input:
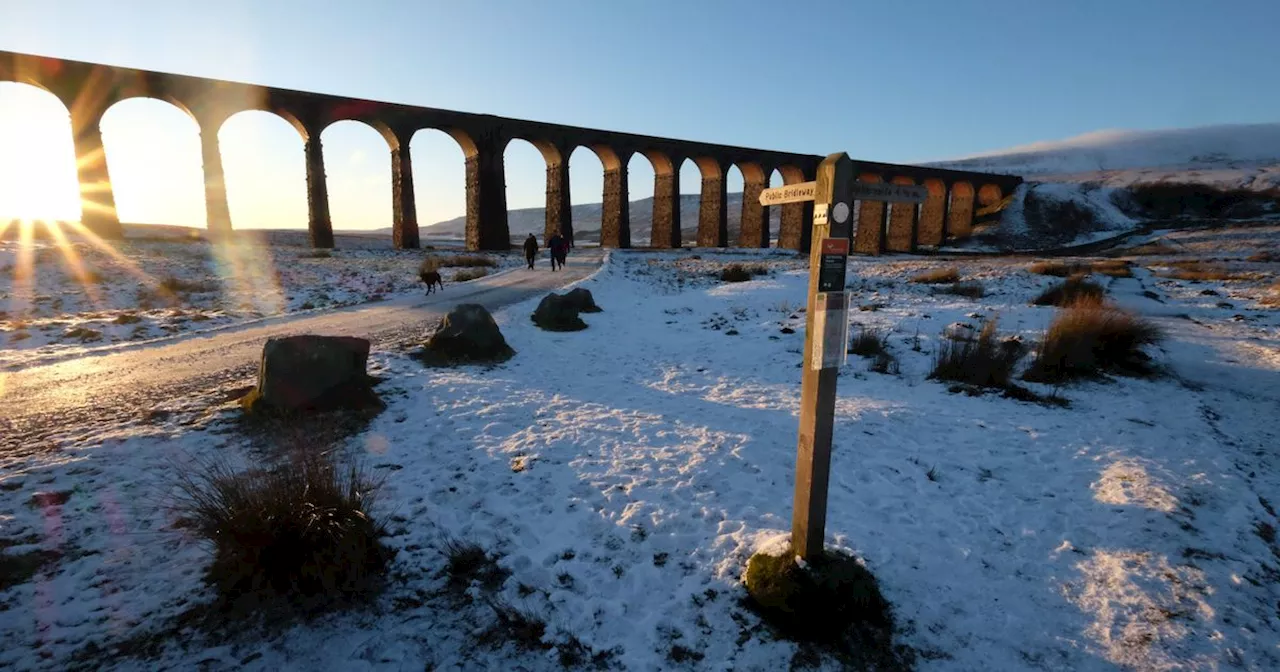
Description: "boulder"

(563, 288), (602, 313)
(420, 303), (514, 364)
(531, 293), (587, 332)
(241, 335), (381, 413)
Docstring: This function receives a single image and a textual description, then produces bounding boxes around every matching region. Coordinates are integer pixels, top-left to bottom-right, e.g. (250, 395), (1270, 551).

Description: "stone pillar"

(852, 175), (885, 255)
(70, 114), (123, 239)
(778, 202), (804, 250)
(854, 202), (885, 255)
(391, 143), (419, 249)
(304, 135), (334, 249)
(948, 184), (975, 239)
(738, 178), (769, 248)
(544, 159), (572, 246)
(798, 201), (815, 253)
(199, 125), (232, 239)
(600, 163), (631, 248)
(886, 178), (917, 253)
(464, 140), (510, 251)
(697, 170), (727, 247)
(650, 170), (680, 248)
(917, 182), (946, 247)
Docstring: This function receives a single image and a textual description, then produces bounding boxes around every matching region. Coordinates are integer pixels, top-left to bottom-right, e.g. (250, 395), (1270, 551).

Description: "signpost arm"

(791, 153), (855, 561)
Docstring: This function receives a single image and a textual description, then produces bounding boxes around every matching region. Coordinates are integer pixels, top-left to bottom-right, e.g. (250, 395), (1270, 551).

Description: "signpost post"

(759, 156), (931, 560)
(789, 153), (856, 561)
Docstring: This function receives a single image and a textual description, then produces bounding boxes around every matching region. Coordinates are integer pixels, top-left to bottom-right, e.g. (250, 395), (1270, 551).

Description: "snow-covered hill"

(930, 123), (1280, 192)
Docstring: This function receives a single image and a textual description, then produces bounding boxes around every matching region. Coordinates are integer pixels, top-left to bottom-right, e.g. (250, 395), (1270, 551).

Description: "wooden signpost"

(763, 155), (932, 560)
(790, 152), (858, 561)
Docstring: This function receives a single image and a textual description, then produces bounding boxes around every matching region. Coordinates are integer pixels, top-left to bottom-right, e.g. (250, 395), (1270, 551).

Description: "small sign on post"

(817, 237), (849, 292)
(810, 291), (849, 371)
(848, 182), (928, 204)
(758, 181), (817, 206)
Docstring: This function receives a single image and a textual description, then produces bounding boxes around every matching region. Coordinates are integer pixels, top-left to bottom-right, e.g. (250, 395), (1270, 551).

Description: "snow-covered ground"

(1, 245), (1278, 670)
(0, 224), (523, 369)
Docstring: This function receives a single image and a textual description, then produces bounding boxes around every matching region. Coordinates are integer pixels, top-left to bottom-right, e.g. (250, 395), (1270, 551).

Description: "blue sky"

(1, 0), (1277, 229)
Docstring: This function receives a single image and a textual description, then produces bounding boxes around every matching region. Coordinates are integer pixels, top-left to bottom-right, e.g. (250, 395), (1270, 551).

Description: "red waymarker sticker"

(820, 238), (849, 255)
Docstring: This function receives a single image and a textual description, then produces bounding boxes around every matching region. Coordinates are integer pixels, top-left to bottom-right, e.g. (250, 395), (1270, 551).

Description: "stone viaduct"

(0, 49), (1021, 255)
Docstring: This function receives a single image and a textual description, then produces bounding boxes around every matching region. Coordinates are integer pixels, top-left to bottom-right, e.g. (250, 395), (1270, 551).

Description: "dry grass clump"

(938, 281), (985, 298)
(174, 448), (391, 612)
(848, 326), (887, 357)
(1029, 259), (1132, 278)
(910, 267), (960, 284)
(1033, 276), (1106, 307)
(929, 320), (1020, 388)
(159, 276), (218, 294)
(435, 254), (498, 268)
(454, 268), (490, 282)
(1023, 301), (1162, 383)
(1259, 282), (1280, 307)
(1091, 259), (1133, 278)
(1246, 251), (1277, 263)
(1124, 242), (1179, 256)
(1156, 262), (1242, 282)
(1028, 260), (1089, 277)
(720, 263), (767, 283)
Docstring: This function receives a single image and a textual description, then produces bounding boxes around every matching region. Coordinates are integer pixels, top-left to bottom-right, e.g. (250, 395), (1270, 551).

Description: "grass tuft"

(848, 326), (887, 357)
(1157, 262), (1242, 282)
(720, 263), (767, 282)
(929, 320), (1021, 389)
(454, 268), (490, 282)
(1033, 276), (1106, 307)
(435, 254), (498, 269)
(1124, 242), (1179, 256)
(1028, 261), (1089, 277)
(442, 538), (510, 594)
(173, 447), (391, 613)
(159, 276), (218, 294)
(1023, 301), (1163, 383)
(910, 267), (960, 284)
(939, 281), (985, 298)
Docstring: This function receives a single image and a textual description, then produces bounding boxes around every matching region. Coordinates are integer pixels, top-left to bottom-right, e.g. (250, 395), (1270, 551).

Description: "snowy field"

(1, 242), (1279, 670)
(0, 225), (523, 370)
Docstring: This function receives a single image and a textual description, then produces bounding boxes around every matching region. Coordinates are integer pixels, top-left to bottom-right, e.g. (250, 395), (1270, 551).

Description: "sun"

(0, 83), (83, 222)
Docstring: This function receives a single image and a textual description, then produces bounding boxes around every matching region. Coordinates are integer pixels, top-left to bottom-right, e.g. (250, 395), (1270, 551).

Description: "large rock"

(563, 288), (602, 314)
(420, 303), (515, 365)
(531, 293), (587, 332)
(241, 335), (381, 413)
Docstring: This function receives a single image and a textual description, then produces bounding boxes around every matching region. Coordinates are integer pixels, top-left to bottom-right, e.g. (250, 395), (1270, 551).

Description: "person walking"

(522, 233), (538, 270)
(547, 231), (566, 271)
(553, 231), (569, 270)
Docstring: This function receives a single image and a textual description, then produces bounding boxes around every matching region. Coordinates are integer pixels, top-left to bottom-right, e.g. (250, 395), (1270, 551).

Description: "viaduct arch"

(1, 49), (1021, 253)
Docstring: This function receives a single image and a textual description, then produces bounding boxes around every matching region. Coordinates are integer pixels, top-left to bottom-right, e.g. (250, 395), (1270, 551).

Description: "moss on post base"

(744, 549), (890, 643)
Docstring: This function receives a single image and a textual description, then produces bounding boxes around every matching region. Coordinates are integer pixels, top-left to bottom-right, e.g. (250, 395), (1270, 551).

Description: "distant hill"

(928, 123), (1280, 192)
(414, 192), (780, 243)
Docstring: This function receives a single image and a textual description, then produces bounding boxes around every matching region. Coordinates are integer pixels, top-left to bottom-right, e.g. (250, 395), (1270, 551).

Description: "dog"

(420, 269), (444, 295)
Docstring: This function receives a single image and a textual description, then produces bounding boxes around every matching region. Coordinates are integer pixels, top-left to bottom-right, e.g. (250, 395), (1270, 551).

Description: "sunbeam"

(208, 234), (285, 314)
(8, 219), (37, 318)
(44, 220), (104, 308)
